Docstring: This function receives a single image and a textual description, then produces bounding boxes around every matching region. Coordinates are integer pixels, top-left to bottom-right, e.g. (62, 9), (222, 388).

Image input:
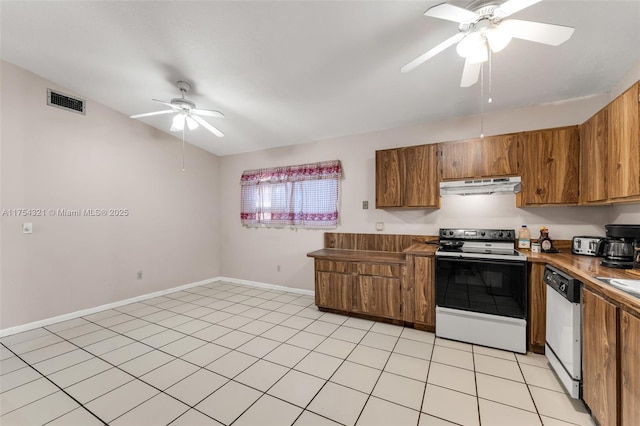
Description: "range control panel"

(439, 228), (515, 242)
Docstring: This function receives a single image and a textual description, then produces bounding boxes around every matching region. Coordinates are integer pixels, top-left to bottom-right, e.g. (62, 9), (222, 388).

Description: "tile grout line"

(0, 342), (108, 425)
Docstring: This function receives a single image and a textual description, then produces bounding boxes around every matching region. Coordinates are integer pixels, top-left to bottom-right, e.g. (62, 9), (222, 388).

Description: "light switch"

(362, 201), (368, 210)
(376, 222), (384, 231)
(23, 223), (33, 234)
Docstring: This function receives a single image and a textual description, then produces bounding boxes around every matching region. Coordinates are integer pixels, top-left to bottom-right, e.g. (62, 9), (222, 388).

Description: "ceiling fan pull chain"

(488, 49), (493, 104)
(182, 126), (186, 172)
(480, 62), (485, 139)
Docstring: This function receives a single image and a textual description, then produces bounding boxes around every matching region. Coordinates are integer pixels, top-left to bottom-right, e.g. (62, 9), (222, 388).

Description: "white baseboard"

(217, 276), (315, 297)
(0, 277), (315, 338)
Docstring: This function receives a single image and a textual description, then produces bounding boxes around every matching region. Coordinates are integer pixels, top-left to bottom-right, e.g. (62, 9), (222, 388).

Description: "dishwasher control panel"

(544, 265), (582, 303)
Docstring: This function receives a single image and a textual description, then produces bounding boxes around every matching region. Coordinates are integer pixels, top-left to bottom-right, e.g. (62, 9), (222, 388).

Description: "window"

(240, 160), (342, 228)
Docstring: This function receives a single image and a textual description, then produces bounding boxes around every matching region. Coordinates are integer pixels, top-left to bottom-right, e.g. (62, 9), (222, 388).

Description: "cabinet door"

(608, 82), (640, 200)
(580, 107), (609, 203)
(354, 276), (402, 320)
(582, 288), (618, 426)
(414, 256), (435, 328)
(376, 149), (404, 208)
(440, 133), (520, 180)
(621, 310), (640, 426)
(315, 272), (354, 312)
(519, 126), (580, 206)
(405, 144), (439, 208)
(527, 263), (546, 354)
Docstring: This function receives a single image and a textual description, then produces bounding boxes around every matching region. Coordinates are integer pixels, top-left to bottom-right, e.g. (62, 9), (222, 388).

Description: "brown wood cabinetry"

(313, 258), (405, 321)
(354, 276), (402, 320)
(527, 263), (546, 353)
(375, 149), (403, 207)
(440, 133), (521, 180)
(608, 82), (640, 201)
(621, 310), (640, 426)
(582, 287), (618, 426)
(518, 126), (580, 206)
(316, 271), (354, 312)
(413, 256), (435, 330)
(375, 145), (439, 208)
(580, 106), (609, 203)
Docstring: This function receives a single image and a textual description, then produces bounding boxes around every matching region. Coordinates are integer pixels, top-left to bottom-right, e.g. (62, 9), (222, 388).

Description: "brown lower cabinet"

(582, 288), (618, 426)
(621, 310), (640, 426)
(314, 258), (405, 322)
(353, 275), (402, 319)
(413, 256), (435, 330)
(527, 263), (546, 353)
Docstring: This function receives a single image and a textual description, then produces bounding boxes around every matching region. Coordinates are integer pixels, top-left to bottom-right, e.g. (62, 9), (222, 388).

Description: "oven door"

(435, 256), (527, 319)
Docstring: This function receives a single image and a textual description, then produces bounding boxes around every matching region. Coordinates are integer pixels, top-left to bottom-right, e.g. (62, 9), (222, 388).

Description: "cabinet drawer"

(315, 259), (354, 273)
(357, 263), (400, 277)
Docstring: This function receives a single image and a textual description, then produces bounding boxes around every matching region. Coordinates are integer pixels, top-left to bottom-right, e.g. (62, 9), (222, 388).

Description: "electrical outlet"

(362, 201), (368, 209)
(137, 271), (143, 280)
(376, 222), (384, 232)
(23, 223), (33, 234)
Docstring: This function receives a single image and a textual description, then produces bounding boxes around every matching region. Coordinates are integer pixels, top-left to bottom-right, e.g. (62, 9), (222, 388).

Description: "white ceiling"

(1, 1), (639, 156)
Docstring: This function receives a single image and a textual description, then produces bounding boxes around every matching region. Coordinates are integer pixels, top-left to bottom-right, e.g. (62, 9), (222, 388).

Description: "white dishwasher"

(544, 264), (582, 399)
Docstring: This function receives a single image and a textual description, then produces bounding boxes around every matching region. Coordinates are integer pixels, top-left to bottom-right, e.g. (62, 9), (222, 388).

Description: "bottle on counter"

(518, 225), (531, 249)
(538, 226), (553, 252)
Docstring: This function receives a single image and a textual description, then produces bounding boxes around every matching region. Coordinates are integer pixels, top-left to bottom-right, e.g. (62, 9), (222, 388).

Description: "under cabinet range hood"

(440, 176), (522, 196)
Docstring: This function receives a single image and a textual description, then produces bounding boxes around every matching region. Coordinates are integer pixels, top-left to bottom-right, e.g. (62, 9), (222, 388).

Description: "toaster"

(571, 236), (605, 256)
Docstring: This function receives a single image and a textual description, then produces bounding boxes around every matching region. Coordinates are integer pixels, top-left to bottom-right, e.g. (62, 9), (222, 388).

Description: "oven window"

(435, 257), (527, 319)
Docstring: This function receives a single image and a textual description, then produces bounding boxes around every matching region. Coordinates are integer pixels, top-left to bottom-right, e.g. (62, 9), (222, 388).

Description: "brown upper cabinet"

(440, 133), (521, 180)
(608, 81), (640, 201)
(517, 126), (580, 206)
(580, 106), (609, 204)
(375, 144), (439, 208)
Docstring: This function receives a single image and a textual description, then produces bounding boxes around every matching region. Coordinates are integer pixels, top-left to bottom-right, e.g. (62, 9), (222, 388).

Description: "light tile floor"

(0, 281), (596, 425)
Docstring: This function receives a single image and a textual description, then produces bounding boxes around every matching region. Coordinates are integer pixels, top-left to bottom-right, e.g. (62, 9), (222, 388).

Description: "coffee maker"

(599, 224), (640, 269)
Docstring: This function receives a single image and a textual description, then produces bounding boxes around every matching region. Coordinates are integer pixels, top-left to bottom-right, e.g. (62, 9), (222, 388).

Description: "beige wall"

(0, 61), (221, 329)
(219, 91), (631, 292)
(2, 58), (639, 329)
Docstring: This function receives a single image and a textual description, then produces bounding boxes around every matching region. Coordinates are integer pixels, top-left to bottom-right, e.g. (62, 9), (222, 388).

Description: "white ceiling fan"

(130, 81), (224, 137)
(401, 0), (575, 87)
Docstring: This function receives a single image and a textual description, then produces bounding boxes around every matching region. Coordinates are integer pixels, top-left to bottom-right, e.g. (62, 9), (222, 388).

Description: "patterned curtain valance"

(240, 160), (342, 186)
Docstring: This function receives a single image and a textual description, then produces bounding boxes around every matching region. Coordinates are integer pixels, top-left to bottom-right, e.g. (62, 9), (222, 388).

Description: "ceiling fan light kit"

(402, 0), (575, 87)
(130, 80), (224, 137)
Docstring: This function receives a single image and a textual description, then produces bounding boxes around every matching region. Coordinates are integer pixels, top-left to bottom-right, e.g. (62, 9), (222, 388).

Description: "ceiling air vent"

(47, 89), (86, 115)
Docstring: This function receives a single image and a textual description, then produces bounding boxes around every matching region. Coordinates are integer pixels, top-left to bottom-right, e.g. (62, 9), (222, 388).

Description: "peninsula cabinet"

(608, 81), (640, 201)
(517, 126), (580, 206)
(313, 258), (406, 321)
(621, 310), (640, 426)
(582, 288), (618, 426)
(439, 133), (521, 180)
(580, 106), (609, 204)
(375, 144), (439, 209)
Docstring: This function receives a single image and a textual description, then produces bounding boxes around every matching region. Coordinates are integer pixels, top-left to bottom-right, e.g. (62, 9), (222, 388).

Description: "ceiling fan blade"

(191, 108), (224, 118)
(495, 0), (542, 18)
(425, 3), (477, 23)
(460, 59), (482, 88)
(129, 110), (174, 119)
(401, 32), (465, 73)
(502, 19), (575, 46)
(152, 99), (176, 108)
(192, 115), (224, 137)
